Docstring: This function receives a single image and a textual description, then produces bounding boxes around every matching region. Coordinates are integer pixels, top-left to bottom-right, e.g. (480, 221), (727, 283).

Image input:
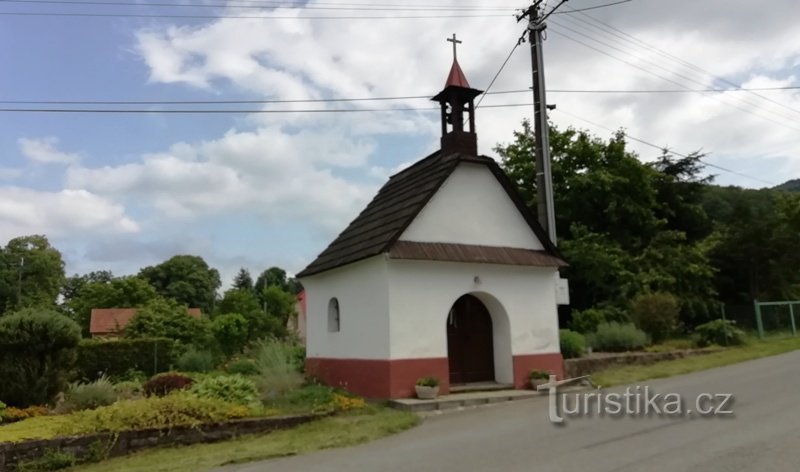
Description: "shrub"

(0, 309), (81, 407)
(694, 319), (746, 347)
(250, 339), (304, 399)
(331, 393), (366, 411)
(190, 375), (259, 406)
(62, 393), (249, 435)
(76, 338), (179, 381)
(143, 372), (194, 397)
(226, 358), (259, 376)
(589, 322), (648, 352)
(16, 448), (76, 472)
(571, 305), (629, 334)
(631, 292), (680, 343)
(290, 344), (306, 373)
(415, 376), (439, 387)
(112, 380), (144, 401)
(58, 376), (117, 413)
(274, 384), (335, 411)
(2, 406), (49, 423)
(176, 348), (216, 373)
(559, 329), (586, 359)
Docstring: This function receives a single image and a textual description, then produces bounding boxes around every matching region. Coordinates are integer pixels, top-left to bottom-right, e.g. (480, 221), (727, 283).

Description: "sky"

(1, 0), (799, 286)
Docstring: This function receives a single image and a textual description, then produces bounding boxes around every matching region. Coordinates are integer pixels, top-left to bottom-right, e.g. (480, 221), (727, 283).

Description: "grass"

(68, 406), (418, 472)
(593, 336), (800, 387)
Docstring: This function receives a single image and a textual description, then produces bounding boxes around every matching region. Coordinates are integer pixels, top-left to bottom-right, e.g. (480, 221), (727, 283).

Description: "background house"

(89, 307), (202, 338)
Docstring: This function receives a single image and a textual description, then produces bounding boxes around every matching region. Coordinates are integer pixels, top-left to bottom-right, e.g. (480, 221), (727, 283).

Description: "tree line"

(0, 242), (301, 349)
(497, 120), (800, 330)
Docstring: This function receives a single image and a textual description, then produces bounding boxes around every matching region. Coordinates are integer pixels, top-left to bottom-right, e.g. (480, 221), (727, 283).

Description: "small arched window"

(327, 297), (340, 333)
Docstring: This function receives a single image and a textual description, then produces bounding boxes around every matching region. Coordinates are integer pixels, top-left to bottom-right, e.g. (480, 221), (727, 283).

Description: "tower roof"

(445, 59), (471, 89)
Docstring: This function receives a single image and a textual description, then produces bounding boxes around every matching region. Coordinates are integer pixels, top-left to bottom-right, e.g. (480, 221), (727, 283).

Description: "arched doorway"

(447, 294), (495, 384)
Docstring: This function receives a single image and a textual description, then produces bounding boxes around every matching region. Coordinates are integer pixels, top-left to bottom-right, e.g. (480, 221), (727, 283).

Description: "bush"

(62, 393), (250, 435)
(58, 376), (117, 413)
(143, 372), (194, 397)
(190, 375), (259, 406)
(226, 358), (259, 376)
(695, 319), (746, 347)
(250, 339), (304, 399)
(415, 376), (439, 387)
(1, 405), (49, 424)
(176, 348), (216, 373)
(112, 380), (144, 401)
(559, 329), (586, 359)
(16, 448), (76, 472)
(631, 292), (680, 343)
(0, 309), (81, 407)
(571, 305), (629, 334)
(589, 322), (648, 352)
(76, 338), (179, 381)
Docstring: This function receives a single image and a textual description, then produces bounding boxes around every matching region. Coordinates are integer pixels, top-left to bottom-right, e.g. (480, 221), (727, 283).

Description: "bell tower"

(432, 34), (483, 156)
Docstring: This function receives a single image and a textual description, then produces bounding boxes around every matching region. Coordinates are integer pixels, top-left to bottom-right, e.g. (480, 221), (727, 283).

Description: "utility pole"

(520, 1), (558, 245)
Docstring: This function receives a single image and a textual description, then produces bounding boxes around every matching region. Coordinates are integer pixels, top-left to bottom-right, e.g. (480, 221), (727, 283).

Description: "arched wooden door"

(447, 294), (495, 384)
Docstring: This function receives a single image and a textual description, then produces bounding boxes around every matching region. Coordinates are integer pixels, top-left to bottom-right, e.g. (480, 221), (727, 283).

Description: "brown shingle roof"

(389, 241), (567, 267)
(297, 151), (563, 277)
(89, 307), (202, 336)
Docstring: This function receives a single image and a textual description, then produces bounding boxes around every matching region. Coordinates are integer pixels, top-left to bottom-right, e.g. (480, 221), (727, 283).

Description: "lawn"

(592, 336), (800, 387)
(68, 406), (418, 472)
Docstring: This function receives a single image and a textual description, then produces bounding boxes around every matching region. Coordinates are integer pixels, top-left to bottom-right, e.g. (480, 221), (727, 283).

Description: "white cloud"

(0, 168), (23, 180)
(18, 137), (81, 165)
(0, 187), (139, 244)
(67, 125), (379, 230)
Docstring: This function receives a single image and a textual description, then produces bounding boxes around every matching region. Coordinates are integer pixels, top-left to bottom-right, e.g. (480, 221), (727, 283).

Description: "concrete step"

(449, 382), (514, 394)
(388, 389), (542, 413)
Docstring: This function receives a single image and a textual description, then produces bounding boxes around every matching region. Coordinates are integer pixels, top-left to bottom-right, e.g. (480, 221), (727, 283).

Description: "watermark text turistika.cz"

(542, 384), (734, 423)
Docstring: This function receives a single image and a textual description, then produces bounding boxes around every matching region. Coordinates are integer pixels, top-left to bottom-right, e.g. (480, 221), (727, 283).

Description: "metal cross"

(447, 33), (462, 61)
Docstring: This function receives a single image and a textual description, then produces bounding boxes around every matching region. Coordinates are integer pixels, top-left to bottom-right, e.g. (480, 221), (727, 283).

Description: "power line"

(474, 30), (526, 109)
(2, 85), (797, 105)
(560, 6), (800, 119)
(547, 27), (800, 133)
(0, 0), (518, 12)
(0, 10), (511, 19)
(552, 0), (632, 14)
(553, 107), (775, 186)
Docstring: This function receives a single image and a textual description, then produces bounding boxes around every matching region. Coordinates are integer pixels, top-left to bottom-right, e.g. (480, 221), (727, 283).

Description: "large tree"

(0, 235), (65, 314)
(64, 275), (160, 336)
(496, 121), (717, 325)
(138, 255), (221, 313)
(216, 288), (288, 342)
(232, 268), (254, 292)
(255, 266), (303, 297)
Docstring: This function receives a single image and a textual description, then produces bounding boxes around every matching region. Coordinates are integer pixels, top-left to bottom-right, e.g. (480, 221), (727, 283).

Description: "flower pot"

(415, 385), (439, 399)
(530, 378), (549, 391)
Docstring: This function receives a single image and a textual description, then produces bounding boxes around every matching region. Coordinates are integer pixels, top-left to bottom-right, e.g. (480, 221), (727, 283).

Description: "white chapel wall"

(386, 259), (560, 374)
(399, 162), (545, 250)
(301, 256), (391, 360)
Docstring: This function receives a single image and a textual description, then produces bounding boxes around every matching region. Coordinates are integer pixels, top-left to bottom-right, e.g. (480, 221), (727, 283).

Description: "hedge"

(76, 338), (180, 381)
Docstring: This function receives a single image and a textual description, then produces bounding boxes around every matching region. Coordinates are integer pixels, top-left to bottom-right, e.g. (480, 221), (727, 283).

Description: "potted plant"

(415, 376), (440, 399)
(529, 370), (551, 390)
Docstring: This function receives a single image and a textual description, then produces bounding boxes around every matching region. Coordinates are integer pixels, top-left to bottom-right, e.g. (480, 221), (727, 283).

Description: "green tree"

(211, 313), (249, 356)
(124, 298), (212, 347)
(255, 266), (303, 296)
(0, 308), (81, 406)
(64, 276), (160, 337)
(0, 235), (65, 314)
(138, 255), (221, 313)
(216, 289), (286, 341)
(60, 270), (114, 305)
(232, 268), (254, 292)
(497, 121), (718, 321)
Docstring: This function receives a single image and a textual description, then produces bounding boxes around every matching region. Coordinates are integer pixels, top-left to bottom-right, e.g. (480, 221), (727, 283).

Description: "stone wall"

(564, 349), (719, 379)
(0, 414), (320, 471)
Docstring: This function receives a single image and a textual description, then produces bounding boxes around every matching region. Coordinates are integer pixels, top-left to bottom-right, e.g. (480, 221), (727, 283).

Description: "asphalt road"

(223, 350), (800, 472)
